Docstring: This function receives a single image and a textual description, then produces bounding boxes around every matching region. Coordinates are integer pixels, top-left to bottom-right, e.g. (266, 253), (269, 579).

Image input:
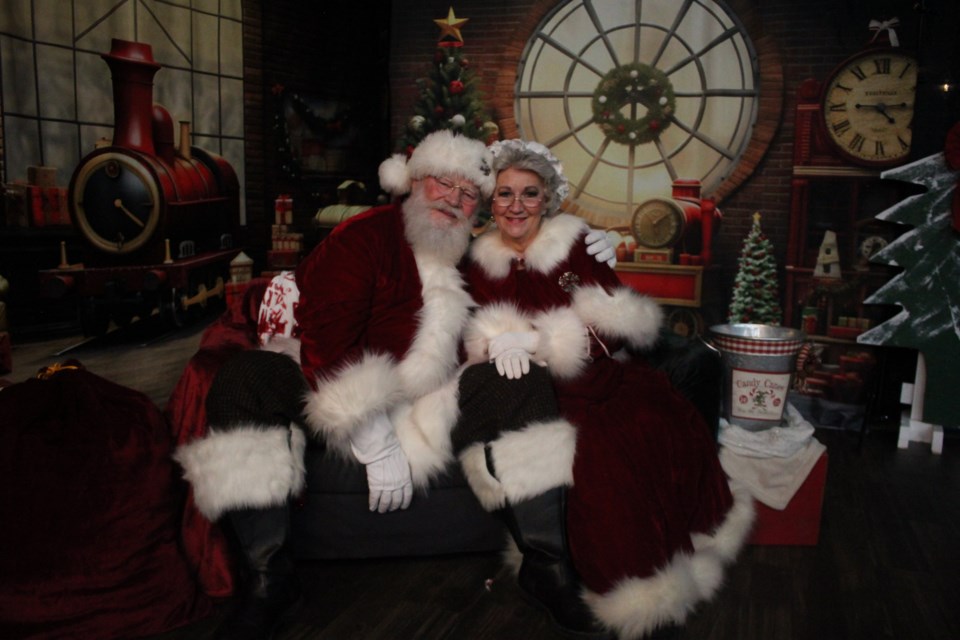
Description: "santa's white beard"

(402, 188), (472, 265)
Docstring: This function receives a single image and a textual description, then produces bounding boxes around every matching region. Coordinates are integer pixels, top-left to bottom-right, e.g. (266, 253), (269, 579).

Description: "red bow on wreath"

(944, 121), (960, 233)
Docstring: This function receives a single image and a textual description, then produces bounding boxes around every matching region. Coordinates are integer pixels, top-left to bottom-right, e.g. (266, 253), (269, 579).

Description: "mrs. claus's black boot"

(215, 504), (303, 640)
(500, 486), (611, 638)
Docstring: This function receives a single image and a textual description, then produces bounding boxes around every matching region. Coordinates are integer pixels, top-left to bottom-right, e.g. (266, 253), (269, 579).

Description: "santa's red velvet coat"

(461, 214), (755, 637)
(296, 202), (472, 486)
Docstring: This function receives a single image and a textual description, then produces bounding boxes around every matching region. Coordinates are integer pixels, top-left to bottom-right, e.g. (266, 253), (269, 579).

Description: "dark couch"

(167, 278), (722, 589)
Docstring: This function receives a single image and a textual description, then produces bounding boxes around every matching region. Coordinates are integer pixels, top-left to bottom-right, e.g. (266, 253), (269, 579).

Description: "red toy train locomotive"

(42, 39), (240, 335)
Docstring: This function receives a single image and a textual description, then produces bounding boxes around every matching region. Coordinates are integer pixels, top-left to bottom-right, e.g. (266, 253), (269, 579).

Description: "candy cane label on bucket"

(730, 368), (791, 422)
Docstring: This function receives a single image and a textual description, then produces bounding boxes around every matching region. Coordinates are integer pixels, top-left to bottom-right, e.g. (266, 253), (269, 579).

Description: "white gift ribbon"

(869, 17), (900, 48)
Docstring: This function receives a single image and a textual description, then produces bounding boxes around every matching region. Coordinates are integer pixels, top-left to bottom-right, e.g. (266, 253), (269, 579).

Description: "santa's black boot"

(214, 504), (303, 640)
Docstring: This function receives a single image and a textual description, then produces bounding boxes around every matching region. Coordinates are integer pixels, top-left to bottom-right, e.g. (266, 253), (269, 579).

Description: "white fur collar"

(470, 214), (587, 279)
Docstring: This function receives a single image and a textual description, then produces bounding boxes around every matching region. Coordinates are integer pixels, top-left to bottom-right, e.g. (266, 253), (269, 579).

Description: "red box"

(749, 452), (828, 546)
(267, 249), (300, 269)
(26, 186), (70, 226)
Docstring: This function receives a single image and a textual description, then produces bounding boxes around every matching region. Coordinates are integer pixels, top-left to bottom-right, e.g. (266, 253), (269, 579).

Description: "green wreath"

(592, 63), (676, 146)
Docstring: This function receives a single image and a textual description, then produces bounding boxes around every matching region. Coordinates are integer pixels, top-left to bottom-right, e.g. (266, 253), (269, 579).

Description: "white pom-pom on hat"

(378, 153), (411, 196)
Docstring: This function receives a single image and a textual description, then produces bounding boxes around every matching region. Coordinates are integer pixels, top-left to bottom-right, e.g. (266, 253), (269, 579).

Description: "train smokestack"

(101, 39), (161, 155)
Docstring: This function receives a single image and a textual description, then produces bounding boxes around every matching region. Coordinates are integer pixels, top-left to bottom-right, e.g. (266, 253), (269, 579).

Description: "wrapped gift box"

(749, 451), (828, 546)
(267, 249), (300, 269)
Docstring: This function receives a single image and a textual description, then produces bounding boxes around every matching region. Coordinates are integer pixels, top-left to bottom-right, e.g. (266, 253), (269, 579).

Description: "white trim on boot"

(174, 424), (306, 521)
(459, 418), (577, 511)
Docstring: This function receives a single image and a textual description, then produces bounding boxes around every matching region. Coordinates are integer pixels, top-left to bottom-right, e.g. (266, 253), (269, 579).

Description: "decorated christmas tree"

(857, 145), (960, 426)
(397, 7), (498, 154)
(727, 212), (783, 325)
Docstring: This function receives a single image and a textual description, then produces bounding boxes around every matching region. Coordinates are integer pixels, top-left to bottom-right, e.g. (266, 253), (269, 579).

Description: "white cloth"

(718, 403), (815, 458)
(718, 403), (826, 510)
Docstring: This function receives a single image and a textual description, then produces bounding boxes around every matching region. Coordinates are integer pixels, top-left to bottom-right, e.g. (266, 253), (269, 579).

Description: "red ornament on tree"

(450, 80), (465, 95)
(434, 105), (445, 115)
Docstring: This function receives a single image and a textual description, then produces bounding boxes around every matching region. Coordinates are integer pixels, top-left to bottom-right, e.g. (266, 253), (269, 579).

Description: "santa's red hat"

(379, 130), (494, 198)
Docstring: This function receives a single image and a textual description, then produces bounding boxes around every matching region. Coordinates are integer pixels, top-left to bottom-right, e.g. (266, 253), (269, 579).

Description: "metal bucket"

(709, 323), (806, 431)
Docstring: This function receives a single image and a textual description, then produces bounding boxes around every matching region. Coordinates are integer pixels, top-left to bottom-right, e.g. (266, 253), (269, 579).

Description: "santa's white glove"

(585, 229), (617, 268)
(349, 413), (413, 513)
(489, 331), (539, 380)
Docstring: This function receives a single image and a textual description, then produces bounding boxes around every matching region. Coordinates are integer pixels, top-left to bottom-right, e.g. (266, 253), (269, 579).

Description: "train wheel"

(165, 288), (187, 328)
(80, 298), (110, 337)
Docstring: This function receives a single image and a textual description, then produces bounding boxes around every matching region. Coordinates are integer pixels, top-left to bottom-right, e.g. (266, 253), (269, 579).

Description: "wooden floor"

(4, 317), (960, 640)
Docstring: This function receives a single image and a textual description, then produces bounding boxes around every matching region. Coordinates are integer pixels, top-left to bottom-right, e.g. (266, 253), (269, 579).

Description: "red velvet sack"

(0, 364), (210, 639)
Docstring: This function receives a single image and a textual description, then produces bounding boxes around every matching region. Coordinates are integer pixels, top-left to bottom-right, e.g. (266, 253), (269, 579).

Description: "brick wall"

(386, 0), (955, 319)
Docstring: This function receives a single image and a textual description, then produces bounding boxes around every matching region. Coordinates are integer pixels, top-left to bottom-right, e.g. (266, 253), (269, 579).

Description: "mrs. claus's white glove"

(585, 229), (617, 268)
(489, 331), (540, 380)
(349, 413), (413, 513)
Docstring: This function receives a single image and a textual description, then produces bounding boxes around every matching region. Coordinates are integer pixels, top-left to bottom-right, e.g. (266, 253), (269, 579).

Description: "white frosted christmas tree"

(858, 151), (960, 426)
(727, 212), (783, 325)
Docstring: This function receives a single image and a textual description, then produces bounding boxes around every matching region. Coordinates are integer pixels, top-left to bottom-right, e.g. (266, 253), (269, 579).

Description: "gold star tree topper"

(434, 7), (469, 44)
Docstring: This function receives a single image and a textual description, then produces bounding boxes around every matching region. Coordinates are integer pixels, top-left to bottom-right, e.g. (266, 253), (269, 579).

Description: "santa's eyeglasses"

(429, 176), (480, 203)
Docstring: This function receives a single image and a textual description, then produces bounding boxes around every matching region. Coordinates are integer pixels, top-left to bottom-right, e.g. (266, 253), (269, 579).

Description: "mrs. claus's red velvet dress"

(461, 214), (754, 634)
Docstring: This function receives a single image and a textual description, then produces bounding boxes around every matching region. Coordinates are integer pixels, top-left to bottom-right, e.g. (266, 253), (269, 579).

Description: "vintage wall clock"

(494, 0), (780, 229)
(821, 48), (917, 167)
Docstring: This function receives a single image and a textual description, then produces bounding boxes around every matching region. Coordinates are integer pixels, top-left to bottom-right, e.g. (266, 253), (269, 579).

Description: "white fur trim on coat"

(572, 283), (663, 351)
(523, 214), (589, 275)
(304, 352), (404, 456)
(463, 302), (590, 380)
(583, 480), (755, 639)
(470, 213), (587, 280)
(396, 255), (475, 399)
(459, 418), (577, 511)
(531, 306), (591, 380)
(304, 257), (472, 455)
(393, 375), (462, 489)
(462, 302), (534, 363)
(173, 425), (307, 522)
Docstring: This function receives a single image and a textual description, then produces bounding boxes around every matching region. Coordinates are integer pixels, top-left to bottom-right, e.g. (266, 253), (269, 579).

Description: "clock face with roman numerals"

(822, 48), (916, 167)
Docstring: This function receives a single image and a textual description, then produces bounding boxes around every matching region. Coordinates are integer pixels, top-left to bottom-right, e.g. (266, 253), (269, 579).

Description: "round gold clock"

(821, 48), (917, 167)
(71, 150), (162, 254)
(631, 198), (686, 249)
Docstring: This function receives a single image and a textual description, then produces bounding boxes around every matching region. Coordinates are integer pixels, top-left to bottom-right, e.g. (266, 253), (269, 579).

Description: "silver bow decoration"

(868, 17), (899, 47)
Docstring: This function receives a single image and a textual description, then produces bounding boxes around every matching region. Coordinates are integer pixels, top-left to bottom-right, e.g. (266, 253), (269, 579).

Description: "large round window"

(510, 0), (769, 227)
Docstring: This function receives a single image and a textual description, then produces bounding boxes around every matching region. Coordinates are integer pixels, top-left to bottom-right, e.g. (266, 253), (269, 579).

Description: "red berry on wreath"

(649, 120), (661, 131)
(617, 124), (626, 133)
